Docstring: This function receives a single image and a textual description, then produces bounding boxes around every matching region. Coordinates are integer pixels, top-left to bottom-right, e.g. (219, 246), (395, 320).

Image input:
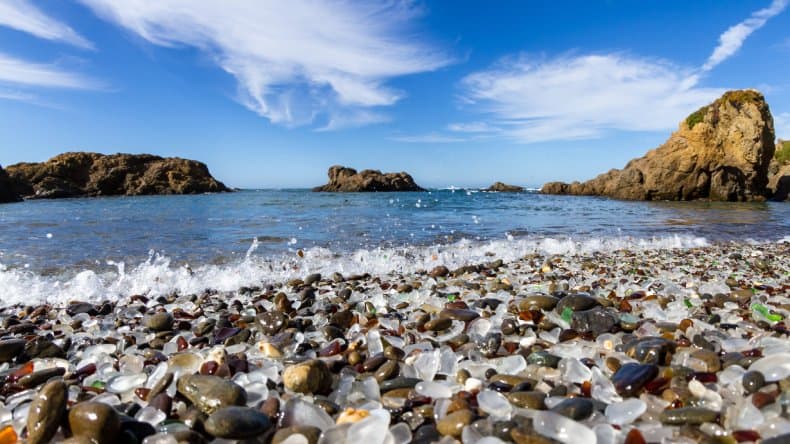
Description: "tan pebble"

(336, 408), (370, 424)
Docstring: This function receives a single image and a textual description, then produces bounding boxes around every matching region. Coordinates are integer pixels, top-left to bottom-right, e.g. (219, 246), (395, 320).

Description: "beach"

(0, 235), (787, 443)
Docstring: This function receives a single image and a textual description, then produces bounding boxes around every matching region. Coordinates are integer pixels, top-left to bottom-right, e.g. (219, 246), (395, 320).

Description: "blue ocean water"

(1, 189), (787, 272)
(0, 190), (787, 305)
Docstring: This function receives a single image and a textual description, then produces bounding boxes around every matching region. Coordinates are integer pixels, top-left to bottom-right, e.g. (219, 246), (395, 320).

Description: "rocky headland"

(485, 182), (525, 192)
(542, 90), (779, 201)
(5, 152), (229, 200)
(313, 165), (425, 192)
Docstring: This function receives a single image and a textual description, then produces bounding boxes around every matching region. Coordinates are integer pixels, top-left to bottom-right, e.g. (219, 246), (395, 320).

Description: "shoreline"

(0, 240), (787, 442)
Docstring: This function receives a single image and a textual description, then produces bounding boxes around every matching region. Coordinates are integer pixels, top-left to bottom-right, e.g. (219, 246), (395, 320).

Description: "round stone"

(143, 312), (174, 332)
(176, 374), (247, 414)
(68, 402), (121, 444)
(204, 406), (272, 439)
(283, 359), (333, 394)
(742, 371), (766, 394)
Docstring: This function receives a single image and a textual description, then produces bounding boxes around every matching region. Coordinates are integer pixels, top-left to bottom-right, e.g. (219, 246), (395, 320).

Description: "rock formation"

(0, 165), (21, 203)
(6, 152), (230, 199)
(485, 182), (524, 192)
(542, 90), (777, 201)
(768, 139), (789, 201)
(313, 165), (425, 192)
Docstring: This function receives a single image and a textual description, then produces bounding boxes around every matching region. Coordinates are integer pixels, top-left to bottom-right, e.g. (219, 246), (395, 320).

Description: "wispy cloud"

(78, 0), (451, 129)
(459, 54), (724, 143)
(447, 122), (500, 133)
(0, 52), (100, 90)
(391, 133), (468, 143)
(0, 0), (93, 49)
(702, 0), (788, 71)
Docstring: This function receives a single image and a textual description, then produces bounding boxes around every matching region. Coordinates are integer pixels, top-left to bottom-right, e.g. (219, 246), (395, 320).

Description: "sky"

(0, 1), (789, 189)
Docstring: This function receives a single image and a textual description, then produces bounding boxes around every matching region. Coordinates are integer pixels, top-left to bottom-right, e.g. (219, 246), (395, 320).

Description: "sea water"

(0, 189), (787, 306)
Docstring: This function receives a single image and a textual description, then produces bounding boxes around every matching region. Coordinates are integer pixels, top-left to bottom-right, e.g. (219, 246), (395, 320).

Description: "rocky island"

(542, 90), (780, 201)
(5, 152), (229, 200)
(768, 139), (789, 201)
(313, 165), (425, 192)
(485, 182), (525, 192)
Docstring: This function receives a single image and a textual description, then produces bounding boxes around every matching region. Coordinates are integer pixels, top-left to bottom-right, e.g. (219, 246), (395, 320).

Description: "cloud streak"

(78, 0), (451, 129)
(0, 0), (93, 49)
(459, 54), (724, 143)
(702, 0), (788, 71)
(0, 52), (101, 92)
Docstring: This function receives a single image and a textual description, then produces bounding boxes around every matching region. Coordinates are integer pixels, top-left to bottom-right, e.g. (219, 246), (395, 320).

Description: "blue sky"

(0, 0), (788, 188)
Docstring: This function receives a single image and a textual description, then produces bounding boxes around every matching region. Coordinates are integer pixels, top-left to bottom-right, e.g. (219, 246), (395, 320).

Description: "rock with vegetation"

(6, 152), (230, 199)
(0, 165), (21, 204)
(485, 181), (524, 192)
(768, 139), (789, 201)
(542, 90), (776, 201)
(313, 165), (424, 192)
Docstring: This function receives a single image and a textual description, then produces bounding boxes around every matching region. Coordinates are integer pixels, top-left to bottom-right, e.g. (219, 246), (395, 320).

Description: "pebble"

(176, 374), (247, 414)
(550, 397), (594, 420)
(204, 406), (272, 439)
(143, 312), (174, 331)
(272, 425), (322, 444)
(611, 363), (658, 397)
(0, 339), (26, 362)
(604, 398), (646, 425)
(436, 409), (474, 437)
(68, 402), (122, 444)
(742, 370), (766, 394)
(659, 407), (718, 425)
(283, 359), (333, 394)
(27, 379), (67, 444)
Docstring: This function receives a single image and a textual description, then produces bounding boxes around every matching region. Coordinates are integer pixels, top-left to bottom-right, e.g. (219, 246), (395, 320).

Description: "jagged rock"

(6, 152), (230, 199)
(542, 90), (776, 201)
(485, 182), (524, 192)
(313, 165), (424, 192)
(768, 140), (789, 201)
(0, 165), (21, 203)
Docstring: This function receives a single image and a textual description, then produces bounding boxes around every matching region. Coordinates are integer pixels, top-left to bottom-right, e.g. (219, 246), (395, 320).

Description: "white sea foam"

(0, 234), (721, 307)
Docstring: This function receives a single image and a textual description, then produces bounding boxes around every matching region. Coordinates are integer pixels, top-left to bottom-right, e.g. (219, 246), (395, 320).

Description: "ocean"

(0, 189), (787, 306)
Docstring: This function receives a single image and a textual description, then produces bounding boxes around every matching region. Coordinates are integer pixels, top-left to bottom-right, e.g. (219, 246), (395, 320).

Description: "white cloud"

(775, 112), (790, 138)
(0, 0), (93, 49)
(702, 0), (788, 71)
(447, 121), (500, 133)
(78, 0), (451, 128)
(391, 133), (467, 143)
(0, 52), (99, 90)
(459, 54), (724, 143)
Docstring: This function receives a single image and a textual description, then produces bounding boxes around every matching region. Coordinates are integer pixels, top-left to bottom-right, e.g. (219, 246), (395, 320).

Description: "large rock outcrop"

(0, 165), (21, 203)
(485, 182), (524, 192)
(6, 152), (230, 199)
(313, 165), (425, 192)
(542, 90), (776, 201)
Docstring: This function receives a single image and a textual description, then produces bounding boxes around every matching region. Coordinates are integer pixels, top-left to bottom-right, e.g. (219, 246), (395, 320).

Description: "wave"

(0, 234), (725, 308)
